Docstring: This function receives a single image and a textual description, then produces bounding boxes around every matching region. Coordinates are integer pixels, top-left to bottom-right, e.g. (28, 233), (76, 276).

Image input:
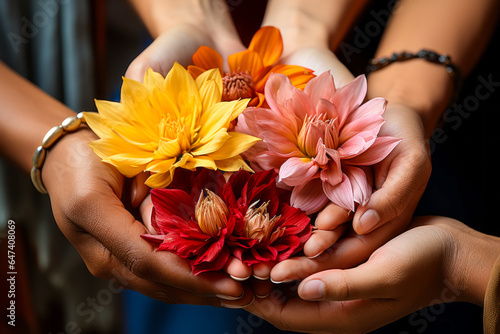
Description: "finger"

(252, 262), (276, 280)
(315, 202), (352, 230)
(131, 172), (150, 208)
(280, 47), (354, 87)
(303, 224), (347, 259)
(63, 182), (244, 299)
(353, 106), (431, 235)
(250, 277), (273, 299)
(298, 261), (394, 301)
(246, 295), (403, 334)
(223, 256), (252, 281)
(124, 26), (207, 80)
(270, 222), (399, 282)
(139, 193), (155, 234)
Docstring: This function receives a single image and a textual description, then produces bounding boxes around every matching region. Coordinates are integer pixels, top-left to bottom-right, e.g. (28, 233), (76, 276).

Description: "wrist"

(367, 59), (454, 138)
(443, 222), (500, 306)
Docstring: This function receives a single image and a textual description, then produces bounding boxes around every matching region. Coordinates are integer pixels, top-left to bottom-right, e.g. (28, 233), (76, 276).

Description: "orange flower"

(188, 26), (315, 107)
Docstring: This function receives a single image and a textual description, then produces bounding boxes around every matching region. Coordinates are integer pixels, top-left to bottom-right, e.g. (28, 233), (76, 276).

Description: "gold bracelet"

(31, 112), (86, 194)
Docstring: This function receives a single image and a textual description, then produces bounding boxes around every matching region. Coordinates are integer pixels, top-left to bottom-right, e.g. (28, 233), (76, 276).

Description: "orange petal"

(192, 46), (223, 72)
(228, 50), (264, 79)
(187, 65), (207, 79)
(248, 26), (283, 67)
(254, 65), (315, 92)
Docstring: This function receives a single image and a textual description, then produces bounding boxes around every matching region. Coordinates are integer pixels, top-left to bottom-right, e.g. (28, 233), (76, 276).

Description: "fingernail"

(252, 274), (269, 281)
(216, 292), (243, 301)
(301, 280), (325, 300)
(270, 278), (295, 284)
(222, 295), (255, 309)
(358, 209), (381, 233)
(130, 178), (138, 208)
(230, 275), (251, 282)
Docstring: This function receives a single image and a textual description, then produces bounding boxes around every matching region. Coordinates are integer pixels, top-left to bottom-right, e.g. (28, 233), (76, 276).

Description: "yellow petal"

(143, 67), (164, 91)
(196, 69), (223, 111)
(182, 156), (218, 170)
(145, 170), (173, 188)
(208, 132), (261, 160)
(146, 158), (176, 173)
(215, 156), (253, 172)
(191, 130), (230, 156)
(164, 62), (201, 111)
(83, 112), (114, 138)
(198, 100), (240, 142)
(155, 138), (182, 159)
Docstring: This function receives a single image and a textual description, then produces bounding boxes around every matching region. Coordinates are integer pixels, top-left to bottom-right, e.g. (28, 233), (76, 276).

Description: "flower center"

(244, 201), (284, 243)
(222, 72), (255, 101)
(297, 114), (339, 160)
(195, 190), (229, 237)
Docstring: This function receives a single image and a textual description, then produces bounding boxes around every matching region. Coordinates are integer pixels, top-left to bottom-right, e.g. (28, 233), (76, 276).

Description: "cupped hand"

(42, 127), (254, 307)
(246, 216), (500, 334)
(270, 102), (431, 282)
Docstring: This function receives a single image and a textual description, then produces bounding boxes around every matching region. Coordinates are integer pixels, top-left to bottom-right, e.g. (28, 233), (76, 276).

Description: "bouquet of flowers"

(82, 27), (399, 276)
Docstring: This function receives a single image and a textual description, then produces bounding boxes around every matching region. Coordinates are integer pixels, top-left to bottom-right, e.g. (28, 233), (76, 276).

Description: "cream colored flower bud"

(195, 190), (229, 236)
(244, 201), (283, 243)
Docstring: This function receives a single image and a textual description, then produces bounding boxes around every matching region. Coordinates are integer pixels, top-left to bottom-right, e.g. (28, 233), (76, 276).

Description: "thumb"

(298, 260), (394, 301)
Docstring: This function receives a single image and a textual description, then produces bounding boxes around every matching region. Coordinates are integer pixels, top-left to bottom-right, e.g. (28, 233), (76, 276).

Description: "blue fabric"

(123, 289), (294, 334)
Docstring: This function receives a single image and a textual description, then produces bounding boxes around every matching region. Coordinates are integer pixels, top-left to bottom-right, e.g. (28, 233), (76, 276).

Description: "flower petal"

(208, 132), (261, 160)
(344, 136), (401, 166)
(228, 50), (264, 79)
(331, 75), (367, 128)
(290, 178), (329, 214)
(322, 174), (355, 212)
(191, 46), (223, 72)
(278, 157), (318, 187)
(304, 70), (336, 105)
(248, 26), (283, 67)
(344, 166), (372, 206)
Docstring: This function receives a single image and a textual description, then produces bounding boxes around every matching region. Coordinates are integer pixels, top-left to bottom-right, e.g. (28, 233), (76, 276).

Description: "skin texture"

(245, 216), (500, 334)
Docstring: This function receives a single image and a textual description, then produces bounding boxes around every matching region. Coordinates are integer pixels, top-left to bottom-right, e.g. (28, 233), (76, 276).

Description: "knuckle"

(122, 249), (149, 278)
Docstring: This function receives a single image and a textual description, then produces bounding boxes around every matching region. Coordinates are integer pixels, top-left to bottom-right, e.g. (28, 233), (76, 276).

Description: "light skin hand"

(42, 128), (254, 307)
(246, 216), (500, 334)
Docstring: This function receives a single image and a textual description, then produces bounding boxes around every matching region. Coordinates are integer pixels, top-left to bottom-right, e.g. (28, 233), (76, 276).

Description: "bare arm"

(0, 61), (75, 173)
(367, 0), (500, 136)
(262, 0), (369, 55)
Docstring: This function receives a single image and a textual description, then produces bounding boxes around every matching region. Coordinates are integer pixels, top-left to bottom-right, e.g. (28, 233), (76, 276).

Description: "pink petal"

(320, 150), (343, 187)
(339, 115), (385, 144)
(344, 136), (401, 166)
(331, 75), (367, 128)
(337, 133), (376, 159)
(322, 174), (355, 212)
(316, 98), (337, 120)
(313, 139), (329, 166)
(278, 157), (319, 186)
(290, 178), (329, 214)
(344, 166), (372, 206)
(346, 97), (387, 123)
(304, 71), (336, 105)
(261, 130), (303, 156)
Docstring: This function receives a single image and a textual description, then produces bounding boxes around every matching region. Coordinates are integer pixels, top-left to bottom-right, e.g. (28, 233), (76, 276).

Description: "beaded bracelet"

(31, 112), (86, 194)
(366, 49), (462, 105)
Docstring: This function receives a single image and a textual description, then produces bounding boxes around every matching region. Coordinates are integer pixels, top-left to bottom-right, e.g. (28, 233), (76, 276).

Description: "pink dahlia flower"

(142, 168), (311, 274)
(236, 71), (400, 214)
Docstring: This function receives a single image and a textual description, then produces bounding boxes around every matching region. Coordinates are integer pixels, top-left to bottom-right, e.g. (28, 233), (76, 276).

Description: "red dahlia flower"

(141, 168), (312, 274)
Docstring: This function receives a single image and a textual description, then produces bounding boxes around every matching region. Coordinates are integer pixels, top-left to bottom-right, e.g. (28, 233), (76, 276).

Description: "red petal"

(191, 247), (230, 275)
(151, 188), (195, 221)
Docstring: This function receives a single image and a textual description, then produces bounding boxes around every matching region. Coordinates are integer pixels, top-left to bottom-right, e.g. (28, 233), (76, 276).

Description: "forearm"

(367, 0), (500, 137)
(441, 220), (500, 306)
(0, 62), (75, 174)
(127, 0), (239, 42)
(262, 0), (369, 55)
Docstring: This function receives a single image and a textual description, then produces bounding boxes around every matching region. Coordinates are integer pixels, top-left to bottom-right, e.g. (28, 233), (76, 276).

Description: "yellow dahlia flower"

(83, 63), (260, 188)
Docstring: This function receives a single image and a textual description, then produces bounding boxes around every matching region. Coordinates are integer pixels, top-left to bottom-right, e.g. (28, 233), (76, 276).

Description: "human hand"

(246, 216), (500, 333)
(42, 127), (253, 307)
(269, 102), (431, 282)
